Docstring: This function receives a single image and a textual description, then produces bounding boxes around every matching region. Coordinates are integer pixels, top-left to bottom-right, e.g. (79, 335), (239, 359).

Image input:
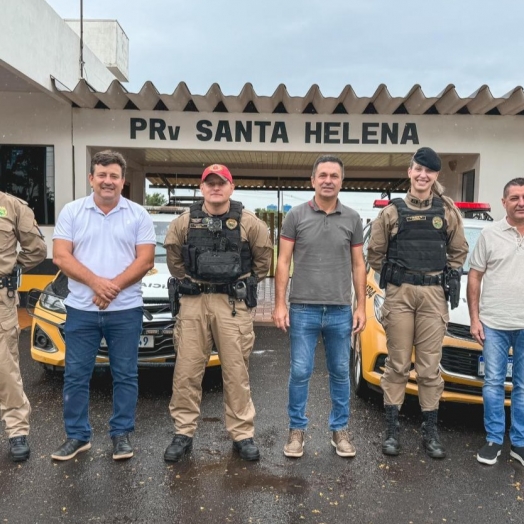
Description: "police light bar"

(454, 202), (491, 211)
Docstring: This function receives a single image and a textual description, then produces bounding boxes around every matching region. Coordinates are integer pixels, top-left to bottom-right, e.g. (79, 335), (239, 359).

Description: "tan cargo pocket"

(0, 313), (18, 331)
(0, 289), (19, 307)
(239, 322), (255, 357)
(173, 319), (181, 355)
(441, 313), (450, 335)
(0, 313), (20, 360)
(381, 306), (391, 329)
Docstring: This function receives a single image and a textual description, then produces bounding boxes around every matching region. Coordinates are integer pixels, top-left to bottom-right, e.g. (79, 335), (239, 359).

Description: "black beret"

(413, 147), (441, 172)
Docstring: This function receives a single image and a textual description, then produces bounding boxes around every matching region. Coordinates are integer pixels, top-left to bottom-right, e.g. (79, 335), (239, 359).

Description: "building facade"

(2, 0), (524, 289)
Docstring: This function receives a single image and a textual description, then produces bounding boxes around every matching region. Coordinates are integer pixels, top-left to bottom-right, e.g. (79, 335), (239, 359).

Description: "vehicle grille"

(441, 346), (484, 377)
(446, 323), (474, 341)
(443, 382), (512, 399)
(372, 347), (513, 398)
(143, 300), (171, 315)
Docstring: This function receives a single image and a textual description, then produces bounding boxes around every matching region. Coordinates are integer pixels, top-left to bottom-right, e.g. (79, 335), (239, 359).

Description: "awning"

(53, 79), (524, 116)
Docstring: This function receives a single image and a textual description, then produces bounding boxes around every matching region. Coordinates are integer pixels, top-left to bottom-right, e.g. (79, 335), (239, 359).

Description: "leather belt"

(400, 273), (443, 286)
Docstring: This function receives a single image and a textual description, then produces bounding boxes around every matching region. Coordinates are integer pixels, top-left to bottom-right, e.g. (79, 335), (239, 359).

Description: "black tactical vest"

(182, 200), (253, 283)
(387, 197), (448, 272)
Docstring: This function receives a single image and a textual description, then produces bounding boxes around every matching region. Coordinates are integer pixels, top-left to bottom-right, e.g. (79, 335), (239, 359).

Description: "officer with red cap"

(163, 164), (272, 462)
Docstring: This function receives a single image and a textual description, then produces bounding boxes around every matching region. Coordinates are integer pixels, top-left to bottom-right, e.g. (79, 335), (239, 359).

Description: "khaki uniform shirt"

(164, 203), (273, 282)
(0, 192), (47, 276)
(368, 193), (468, 273)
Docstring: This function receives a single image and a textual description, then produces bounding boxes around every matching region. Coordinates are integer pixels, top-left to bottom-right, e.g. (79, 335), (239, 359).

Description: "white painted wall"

(0, 0), (118, 93)
(71, 110), (524, 219)
(66, 20), (129, 82)
(0, 92), (73, 257)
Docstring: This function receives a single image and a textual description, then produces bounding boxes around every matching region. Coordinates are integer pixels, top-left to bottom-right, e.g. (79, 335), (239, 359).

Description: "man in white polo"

(51, 150), (155, 461)
(468, 177), (524, 466)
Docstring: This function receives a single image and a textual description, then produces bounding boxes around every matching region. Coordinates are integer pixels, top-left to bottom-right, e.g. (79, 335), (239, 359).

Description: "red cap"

(201, 164), (233, 183)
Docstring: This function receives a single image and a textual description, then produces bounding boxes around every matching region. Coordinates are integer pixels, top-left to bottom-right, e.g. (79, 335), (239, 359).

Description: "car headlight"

(39, 285), (66, 314)
(373, 294), (385, 327)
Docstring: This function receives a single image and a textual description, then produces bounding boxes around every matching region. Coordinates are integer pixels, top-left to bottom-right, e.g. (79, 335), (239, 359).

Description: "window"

(0, 145), (55, 225)
(462, 170), (475, 202)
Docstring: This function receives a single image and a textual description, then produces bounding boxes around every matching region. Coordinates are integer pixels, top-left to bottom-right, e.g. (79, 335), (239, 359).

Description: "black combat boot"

(421, 410), (446, 459)
(382, 405), (400, 456)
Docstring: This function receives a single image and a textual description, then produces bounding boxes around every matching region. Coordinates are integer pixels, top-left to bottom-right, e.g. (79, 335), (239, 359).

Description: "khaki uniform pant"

(0, 289), (31, 438)
(380, 283), (449, 411)
(169, 293), (256, 441)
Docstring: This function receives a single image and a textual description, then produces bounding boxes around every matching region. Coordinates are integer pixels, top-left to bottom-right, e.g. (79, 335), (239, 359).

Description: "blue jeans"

(63, 306), (143, 441)
(482, 324), (524, 446)
(288, 304), (352, 431)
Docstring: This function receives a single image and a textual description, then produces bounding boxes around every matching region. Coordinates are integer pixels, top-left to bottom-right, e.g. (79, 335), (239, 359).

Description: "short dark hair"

(90, 150), (127, 177)
(312, 155), (345, 180)
(503, 177), (524, 198)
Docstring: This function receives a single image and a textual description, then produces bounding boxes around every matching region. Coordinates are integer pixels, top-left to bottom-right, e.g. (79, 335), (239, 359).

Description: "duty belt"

(0, 275), (18, 298)
(197, 283), (231, 294)
(401, 273), (443, 286)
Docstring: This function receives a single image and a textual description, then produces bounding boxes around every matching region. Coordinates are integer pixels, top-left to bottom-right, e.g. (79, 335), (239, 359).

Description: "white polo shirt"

(469, 217), (524, 330)
(53, 194), (155, 312)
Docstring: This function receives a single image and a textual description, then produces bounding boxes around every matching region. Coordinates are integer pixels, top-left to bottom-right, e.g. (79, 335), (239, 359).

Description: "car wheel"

(351, 333), (370, 398)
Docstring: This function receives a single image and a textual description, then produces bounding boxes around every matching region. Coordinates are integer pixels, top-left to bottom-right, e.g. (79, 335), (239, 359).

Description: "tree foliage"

(145, 192), (167, 206)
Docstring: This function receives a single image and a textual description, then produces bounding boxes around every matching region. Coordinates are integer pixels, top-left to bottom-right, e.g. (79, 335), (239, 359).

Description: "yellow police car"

(352, 202), (512, 405)
(29, 214), (220, 371)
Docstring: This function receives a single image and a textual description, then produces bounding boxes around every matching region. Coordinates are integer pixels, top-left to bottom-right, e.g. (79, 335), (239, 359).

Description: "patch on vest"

(0, 206), (7, 217)
(189, 223), (208, 229)
(226, 218), (238, 230)
(432, 216), (444, 229)
(406, 215), (426, 221)
(190, 218), (202, 223)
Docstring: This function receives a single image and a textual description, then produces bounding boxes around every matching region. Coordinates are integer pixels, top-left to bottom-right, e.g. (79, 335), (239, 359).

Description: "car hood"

(448, 274), (470, 326)
(141, 263), (170, 301)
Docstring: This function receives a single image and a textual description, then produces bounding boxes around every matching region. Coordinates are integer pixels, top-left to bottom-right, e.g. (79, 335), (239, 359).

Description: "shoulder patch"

(0, 206), (7, 217)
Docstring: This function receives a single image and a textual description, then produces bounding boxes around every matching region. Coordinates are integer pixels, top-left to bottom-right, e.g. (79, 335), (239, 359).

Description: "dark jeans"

(63, 306), (143, 441)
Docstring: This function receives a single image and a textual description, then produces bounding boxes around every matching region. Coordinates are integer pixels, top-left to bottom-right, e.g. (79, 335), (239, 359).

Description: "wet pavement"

(1, 326), (523, 523)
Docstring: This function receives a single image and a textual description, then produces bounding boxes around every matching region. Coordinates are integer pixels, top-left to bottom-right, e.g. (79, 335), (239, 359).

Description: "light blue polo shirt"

(53, 194), (155, 311)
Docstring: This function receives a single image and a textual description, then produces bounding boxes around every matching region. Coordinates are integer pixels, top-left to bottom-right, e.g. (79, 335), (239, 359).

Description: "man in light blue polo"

(50, 150), (155, 461)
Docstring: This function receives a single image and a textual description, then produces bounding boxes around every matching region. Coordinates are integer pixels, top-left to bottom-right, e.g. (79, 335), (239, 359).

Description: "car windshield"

(463, 225), (483, 273)
(153, 220), (170, 263)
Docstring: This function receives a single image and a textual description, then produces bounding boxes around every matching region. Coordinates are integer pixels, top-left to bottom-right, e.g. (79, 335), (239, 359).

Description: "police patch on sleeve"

(0, 206), (7, 217)
(432, 216), (443, 229)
